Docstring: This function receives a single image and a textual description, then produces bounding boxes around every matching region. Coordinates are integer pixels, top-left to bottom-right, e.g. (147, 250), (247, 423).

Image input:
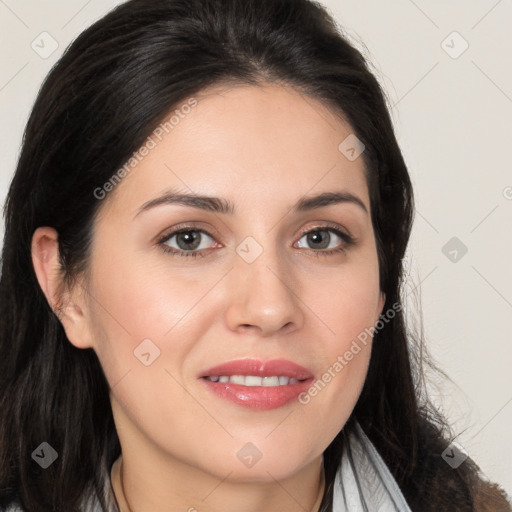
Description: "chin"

(206, 443), (316, 483)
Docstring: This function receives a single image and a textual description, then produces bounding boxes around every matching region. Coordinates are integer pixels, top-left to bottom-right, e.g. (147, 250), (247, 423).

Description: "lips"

(198, 358), (315, 410)
(198, 358), (314, 380)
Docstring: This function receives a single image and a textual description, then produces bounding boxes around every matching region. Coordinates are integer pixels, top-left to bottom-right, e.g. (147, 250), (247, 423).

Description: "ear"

(31, 226), (94, 349)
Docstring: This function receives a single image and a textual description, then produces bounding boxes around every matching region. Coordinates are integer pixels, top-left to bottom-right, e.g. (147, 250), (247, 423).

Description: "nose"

(224, 243), (304, 337)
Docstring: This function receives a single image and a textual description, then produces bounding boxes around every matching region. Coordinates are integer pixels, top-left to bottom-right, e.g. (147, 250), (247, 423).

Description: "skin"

(32, 83), (385, 512)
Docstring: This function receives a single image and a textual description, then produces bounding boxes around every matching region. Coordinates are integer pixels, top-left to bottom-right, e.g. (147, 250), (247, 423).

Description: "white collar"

(333, 422), (412, 511)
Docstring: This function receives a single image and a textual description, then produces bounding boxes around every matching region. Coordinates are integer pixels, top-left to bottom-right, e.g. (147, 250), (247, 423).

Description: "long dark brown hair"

(0, 0), (504, 510)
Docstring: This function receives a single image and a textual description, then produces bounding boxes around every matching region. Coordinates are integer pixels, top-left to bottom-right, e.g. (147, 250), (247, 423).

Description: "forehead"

(99, 83), (370, 218)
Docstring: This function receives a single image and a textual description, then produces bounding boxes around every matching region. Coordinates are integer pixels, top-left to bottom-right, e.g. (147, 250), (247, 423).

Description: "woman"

(0, 0), (509, 510)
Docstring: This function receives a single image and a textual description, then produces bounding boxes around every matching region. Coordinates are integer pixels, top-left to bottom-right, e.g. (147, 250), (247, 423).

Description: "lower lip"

(200, 377), (314, 410)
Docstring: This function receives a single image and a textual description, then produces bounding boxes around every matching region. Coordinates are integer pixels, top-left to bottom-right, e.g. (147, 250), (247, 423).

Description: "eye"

(157, 223), (356, 259)
(295, 226), (355, 255)
(158, 228), (217, 258)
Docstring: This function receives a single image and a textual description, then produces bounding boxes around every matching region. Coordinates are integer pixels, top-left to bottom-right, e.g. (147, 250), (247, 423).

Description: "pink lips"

(198, 358), (315, 410)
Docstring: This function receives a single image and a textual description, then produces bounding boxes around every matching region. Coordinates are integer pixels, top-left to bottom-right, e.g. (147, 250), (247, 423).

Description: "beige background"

(0, 0), (510, 494)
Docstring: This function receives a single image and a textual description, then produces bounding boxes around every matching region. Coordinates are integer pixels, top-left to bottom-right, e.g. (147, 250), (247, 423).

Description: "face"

(77, 84), (385, 482)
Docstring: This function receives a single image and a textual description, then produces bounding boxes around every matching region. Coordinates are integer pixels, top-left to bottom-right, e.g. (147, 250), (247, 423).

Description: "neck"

(111, 453), (326, 512)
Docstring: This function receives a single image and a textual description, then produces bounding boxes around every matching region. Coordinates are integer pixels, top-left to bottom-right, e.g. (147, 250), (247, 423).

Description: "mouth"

(202, 375), (304, 385)
(198, 358), (315, 410)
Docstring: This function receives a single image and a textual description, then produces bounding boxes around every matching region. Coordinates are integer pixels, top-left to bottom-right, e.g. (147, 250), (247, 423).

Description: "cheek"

(297, 257), (381, 423)
(88, 249), (213, 357)
(86, 256), (212, 453)
(85, 249), (223, 428)
(306, 255), (382, 347)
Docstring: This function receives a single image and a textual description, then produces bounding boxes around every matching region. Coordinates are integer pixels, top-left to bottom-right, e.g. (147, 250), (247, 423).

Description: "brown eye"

(296, 227), (354, 254)
(158, 228), (216, 258)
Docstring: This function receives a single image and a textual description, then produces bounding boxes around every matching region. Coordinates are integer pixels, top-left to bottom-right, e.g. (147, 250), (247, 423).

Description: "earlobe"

(31, 226), (94, 349)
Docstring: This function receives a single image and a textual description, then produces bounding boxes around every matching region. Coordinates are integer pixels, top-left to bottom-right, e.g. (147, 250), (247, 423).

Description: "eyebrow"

(133, 189), (368, 219)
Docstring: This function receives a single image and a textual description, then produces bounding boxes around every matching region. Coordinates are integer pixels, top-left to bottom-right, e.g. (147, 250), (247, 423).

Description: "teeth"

(205, 375), (300, 386)
(262, 376), (279, 386)
(230, 375), (245, 385)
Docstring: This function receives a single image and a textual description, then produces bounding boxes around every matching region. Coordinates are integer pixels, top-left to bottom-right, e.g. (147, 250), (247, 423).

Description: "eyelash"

(156, 223), (356, 259)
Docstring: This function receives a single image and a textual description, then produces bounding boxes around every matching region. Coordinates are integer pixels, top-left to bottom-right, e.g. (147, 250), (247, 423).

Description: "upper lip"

(198, 358), (314, 380)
